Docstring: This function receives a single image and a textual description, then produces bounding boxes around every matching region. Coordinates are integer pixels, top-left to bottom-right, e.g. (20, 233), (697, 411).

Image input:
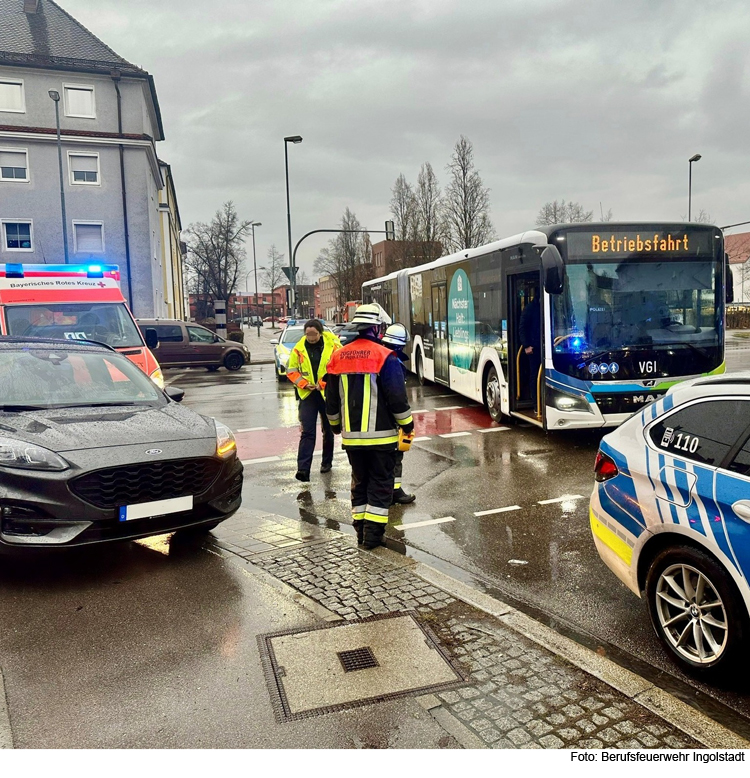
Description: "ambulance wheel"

(645, 545), (745, 676)
(484, 366), (502, 423)
(224, 352), (244, 371)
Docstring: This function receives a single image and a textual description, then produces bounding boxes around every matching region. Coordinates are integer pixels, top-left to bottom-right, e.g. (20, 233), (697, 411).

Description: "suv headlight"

(150, 367), (165, 389)
(215, 421), (237, 458)
(0, 438), (69, 471)
(546, 386), (593, 414)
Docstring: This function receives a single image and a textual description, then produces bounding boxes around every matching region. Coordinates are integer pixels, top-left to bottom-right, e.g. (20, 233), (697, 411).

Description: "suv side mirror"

(144, 327), (159, 350)
(540, 245), (565, 295)
(214, 334), (222, 342)
(165, 386), (184, 403)
(270, 338), (279, 345)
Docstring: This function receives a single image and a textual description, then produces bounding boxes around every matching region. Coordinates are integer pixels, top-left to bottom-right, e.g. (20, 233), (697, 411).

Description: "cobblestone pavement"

(212, 514), (701, 749)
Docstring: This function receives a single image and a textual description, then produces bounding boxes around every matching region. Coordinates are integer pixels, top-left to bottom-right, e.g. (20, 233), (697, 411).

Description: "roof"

(725, 233), (750, 265)
(0, 335), (111, 351)
(0, 0), (141, 71)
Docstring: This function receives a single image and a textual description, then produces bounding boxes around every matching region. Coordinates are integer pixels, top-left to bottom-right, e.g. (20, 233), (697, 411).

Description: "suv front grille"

(70, 458), (222, 509)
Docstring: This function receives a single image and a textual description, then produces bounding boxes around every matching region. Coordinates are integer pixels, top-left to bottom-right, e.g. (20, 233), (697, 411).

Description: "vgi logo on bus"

(448, 269), (475, 371)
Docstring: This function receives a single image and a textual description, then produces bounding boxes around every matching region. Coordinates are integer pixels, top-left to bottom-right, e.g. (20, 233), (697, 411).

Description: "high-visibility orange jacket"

(286, 331), (340, 400)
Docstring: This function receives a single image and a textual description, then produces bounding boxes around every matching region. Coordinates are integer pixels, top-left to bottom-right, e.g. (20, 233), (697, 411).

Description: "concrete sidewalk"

(207, 508), (750, 750)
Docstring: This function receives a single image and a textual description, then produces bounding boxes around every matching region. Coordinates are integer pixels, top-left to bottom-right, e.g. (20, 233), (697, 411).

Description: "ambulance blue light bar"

(0, 263), (119, 280)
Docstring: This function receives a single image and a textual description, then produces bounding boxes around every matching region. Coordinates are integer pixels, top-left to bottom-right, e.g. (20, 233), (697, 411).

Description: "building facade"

(726, 233), (750, 303)
(0, 0), (179, 317)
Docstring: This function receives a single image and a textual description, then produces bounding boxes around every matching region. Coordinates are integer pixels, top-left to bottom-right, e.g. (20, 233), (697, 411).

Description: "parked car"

(335, 322), (360, 346)
(136, 318), (249, 371)
(0, 338), (242, 547)
(590, 372), (750, 675)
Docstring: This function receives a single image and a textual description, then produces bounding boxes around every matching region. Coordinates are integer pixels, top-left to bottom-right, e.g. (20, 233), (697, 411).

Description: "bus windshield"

(5, 303), (144, 349)
(552, 259), (720, 377)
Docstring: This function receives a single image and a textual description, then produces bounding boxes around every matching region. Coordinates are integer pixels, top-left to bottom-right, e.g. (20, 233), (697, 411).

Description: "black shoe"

(320, 464), (332, 474)
(295, 470), (310, 482)
(363, 520), (386, 550)
(392, 487), (416, 505)
(352, 519), (364, 545)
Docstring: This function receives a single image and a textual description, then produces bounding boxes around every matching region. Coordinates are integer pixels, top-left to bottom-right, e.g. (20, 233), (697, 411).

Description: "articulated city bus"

(362, 223), (731, 430)
(0, 263), (164, 387)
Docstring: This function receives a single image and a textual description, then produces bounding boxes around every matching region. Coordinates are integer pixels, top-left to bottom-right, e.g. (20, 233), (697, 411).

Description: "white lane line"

(435, 405), (465, 410)
(537, 494), (585, 505)
(477, 427), (510, 433)
(396, 517), (456, 530)
(164, 371), (187, 386)
(242, 456), (281, 465)
(439, 431), (472, 438)
(474, 505), (522, 517)
(411, 409), (429, 414)
(236, 427), (268, 432)
(413, 436), (432, 442)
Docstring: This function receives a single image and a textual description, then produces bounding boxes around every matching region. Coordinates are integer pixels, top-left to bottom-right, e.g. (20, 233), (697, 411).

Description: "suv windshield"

(6, 303), (144, 348)
(0, 348), (165, 409)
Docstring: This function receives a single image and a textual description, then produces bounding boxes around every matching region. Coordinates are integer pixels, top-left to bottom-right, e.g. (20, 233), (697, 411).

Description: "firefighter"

(324, 304), (414, 549)
(381, 323), (416, 505)
(286, 319), (341, 482)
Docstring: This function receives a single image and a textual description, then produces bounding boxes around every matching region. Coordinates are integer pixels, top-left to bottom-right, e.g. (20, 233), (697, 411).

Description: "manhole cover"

(258, 612), (468, 722)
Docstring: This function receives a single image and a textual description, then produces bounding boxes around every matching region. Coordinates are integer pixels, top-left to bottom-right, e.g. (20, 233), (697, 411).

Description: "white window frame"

(72, 220), (105, 254)
(0, 78), (25, 114)
(67, 151), (100, 186)
(0, 147), (29, 183)
(1, 219), (34, 253)
(63, 83), (96, 119)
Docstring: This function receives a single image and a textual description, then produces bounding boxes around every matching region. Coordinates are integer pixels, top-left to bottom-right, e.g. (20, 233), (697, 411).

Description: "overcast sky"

(63, 0), (750, 288)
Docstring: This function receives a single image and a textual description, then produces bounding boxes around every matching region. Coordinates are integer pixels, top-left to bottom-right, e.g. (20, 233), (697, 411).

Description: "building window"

(0, 149), (28, 181)
(63, 84), (95, 118)
(68, 152), (99, 185)
(73, 222), (104, 253)
(2, 221), (33, 251)
(0, 80), (24, 113)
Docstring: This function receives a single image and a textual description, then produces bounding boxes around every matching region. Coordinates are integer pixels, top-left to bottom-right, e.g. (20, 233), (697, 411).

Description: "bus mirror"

(726, 254), (734, 304)
(541, 245), (565, 295)
(144, 327), (159, 350)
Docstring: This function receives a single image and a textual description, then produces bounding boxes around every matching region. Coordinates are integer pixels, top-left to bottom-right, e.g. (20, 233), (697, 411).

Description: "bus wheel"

(485, 366), (502, 422)
(416, 351), (425, 386)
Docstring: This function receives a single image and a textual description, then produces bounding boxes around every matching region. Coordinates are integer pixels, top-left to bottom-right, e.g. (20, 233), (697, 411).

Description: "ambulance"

(0, 263), (163, 387)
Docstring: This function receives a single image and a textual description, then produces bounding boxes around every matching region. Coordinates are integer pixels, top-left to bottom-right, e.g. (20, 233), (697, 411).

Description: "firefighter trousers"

(346, 448), (396, 525)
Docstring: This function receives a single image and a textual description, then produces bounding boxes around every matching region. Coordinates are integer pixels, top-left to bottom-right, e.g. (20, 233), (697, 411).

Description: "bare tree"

(260, 244), (285, 327)
(415, 162), (444, 262)
(388, 174), (421, 270)
(693, 209), (713, 224)
(184, 202), (251, 305)
(298, 269), (310, 285)
(536, 200), (594, 225)
(443, 136), (495, 251)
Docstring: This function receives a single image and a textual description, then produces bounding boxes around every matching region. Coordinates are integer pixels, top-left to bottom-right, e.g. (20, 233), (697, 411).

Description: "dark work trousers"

(393, 450), (404, 490)
(347, 448), (396, 524)
(297, 391), (334, 473)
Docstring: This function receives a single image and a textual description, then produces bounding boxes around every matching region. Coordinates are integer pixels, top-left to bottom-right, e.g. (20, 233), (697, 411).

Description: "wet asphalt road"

(166, 345), (750, 723)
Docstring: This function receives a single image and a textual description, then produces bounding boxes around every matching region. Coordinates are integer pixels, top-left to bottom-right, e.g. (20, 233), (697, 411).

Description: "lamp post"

(250, 221), (261, 336)
(688, 153), (701, 222)
(284, 135), (303, 317)
(48, 90), (69, 263)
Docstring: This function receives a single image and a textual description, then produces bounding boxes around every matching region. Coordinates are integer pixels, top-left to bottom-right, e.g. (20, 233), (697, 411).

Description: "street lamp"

(48, 90), (69, 263)
(688, 153), (701, 222)
(284, 135), (303, 317)
(250, 221), (261, 336)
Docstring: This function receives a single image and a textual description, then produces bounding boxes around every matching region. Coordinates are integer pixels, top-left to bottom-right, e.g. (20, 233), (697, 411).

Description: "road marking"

(413, 436), (432, 442)
(439, 431), (472, 438)
(411, 409), (428, 414)
(164, 371), (187, 386)
(396, 517), (456, 530)
(537, 494), (585, 505)
(236, 427), (269, 432)
(242, 456), (281, 465)
(435, 405), (465, 410)
(477, 427), (509, 433)
(474, 505), (522, 516)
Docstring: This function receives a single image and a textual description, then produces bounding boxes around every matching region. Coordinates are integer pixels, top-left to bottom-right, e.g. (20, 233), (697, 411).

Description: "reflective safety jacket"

(325, 335), (414, 449)
(286, 331), (341, 400)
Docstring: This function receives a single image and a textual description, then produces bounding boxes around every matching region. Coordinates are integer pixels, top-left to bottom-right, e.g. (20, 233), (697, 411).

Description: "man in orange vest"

(325, 304), (413, 549)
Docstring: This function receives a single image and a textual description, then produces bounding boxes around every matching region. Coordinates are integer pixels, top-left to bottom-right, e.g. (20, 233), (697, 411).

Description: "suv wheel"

(224, 351), (244, 371)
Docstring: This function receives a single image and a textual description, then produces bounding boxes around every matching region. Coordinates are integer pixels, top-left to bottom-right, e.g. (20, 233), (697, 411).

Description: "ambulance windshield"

(5, 303), (144, 348)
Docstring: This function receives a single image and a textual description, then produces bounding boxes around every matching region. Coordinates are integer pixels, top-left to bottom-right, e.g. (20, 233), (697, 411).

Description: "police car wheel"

(484, 366), (502, 422)
(645, 545), (745, 675)
(276, 371), (286, 383)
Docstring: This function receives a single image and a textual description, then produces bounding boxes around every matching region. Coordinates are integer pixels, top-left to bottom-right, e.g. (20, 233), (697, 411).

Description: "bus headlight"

(546, 386), (593, 414)
(150, 368), (165, 389)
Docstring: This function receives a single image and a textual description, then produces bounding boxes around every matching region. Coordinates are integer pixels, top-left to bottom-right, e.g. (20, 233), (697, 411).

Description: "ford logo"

(145, 449), (163, 455)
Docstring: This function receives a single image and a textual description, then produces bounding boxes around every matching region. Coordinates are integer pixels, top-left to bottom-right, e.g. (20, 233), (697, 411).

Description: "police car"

(590, 372), (750, 675)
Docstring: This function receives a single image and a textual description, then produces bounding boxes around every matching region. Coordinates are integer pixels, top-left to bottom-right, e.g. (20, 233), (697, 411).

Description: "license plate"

(118, 495), (193, 522)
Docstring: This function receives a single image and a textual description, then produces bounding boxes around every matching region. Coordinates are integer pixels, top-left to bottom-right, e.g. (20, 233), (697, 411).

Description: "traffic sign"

(282, 266), (299, 282)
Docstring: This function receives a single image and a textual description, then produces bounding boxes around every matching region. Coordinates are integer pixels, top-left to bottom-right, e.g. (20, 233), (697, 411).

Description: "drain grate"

(338, 646), (379, 672)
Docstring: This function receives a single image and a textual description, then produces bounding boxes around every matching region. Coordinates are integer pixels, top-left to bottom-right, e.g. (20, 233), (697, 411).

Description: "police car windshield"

(281, 327), (304, 344)
(6, 303), (143, 348)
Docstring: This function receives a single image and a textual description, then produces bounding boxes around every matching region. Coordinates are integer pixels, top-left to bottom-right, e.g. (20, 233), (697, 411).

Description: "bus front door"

(508, 271), (544, 427)
(431, 283), (449, 384)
